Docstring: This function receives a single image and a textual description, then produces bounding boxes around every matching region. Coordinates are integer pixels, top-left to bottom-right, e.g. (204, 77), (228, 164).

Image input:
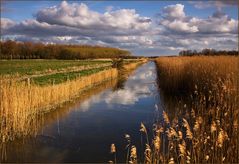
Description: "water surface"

(2, 62), (159, 163)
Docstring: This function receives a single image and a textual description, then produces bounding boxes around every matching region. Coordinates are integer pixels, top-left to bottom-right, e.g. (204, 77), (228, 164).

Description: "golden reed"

(0, 68), (118, 142)
(0, 60), (146, 143)
(152, 56), (239, 163)
(109, 56), (238, 163)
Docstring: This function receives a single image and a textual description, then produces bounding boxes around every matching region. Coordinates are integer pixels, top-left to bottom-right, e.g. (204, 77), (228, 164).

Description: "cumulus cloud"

(162, 4), (185, 20)
(158, 4), (237, 34)
(161, 19), (198, 33)
(1, 1), (238, 55)
(1, 18), (16, 30)
(2, 1), (154, 50)
(153, 3), (238, 52)
(36, 1), (151, 32)
(196, 11), (238, 33)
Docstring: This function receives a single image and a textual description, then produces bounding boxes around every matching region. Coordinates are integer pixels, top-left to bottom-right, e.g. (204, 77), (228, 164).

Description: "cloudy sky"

(1, 1), (238, 56)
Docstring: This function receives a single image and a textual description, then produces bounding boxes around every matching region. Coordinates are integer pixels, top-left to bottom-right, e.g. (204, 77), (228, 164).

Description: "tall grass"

(151, 56), (238, 163)
(1, 79), (119, 162)
(0, 68), (118, 142)
(0, 60), (145, 143)
(156, 56), (238, 96)
(110, 56), (238, 163)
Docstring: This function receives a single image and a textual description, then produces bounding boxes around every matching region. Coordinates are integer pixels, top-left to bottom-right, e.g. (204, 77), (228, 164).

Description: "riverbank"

(0, 61), (156, 163)
(0, 59), (146, 143)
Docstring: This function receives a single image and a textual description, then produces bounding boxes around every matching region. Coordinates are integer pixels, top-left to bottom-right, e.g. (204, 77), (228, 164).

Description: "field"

(0, 60), (111, 75)
(0, 59), (144, 85)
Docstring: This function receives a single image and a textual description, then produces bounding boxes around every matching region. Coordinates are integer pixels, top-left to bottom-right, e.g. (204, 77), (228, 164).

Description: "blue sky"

(2, 1), (238, 21)
(1, 1), (238, 56)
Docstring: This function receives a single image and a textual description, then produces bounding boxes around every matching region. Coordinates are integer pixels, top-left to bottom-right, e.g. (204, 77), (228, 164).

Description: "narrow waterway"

(2, 62), (160, 163)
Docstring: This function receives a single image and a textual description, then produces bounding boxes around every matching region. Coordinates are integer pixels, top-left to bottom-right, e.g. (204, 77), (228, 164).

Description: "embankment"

(0, 60), (147, 142)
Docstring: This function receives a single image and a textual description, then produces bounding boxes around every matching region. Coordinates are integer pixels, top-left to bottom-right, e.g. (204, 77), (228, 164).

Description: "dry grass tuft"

(153, 56), (238, 163)
(0, 68), (118, 142)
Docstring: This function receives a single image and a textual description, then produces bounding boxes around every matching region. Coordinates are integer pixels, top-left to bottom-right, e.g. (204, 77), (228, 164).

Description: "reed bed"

(155, 56), (238, 96)
(123, 60), (147, 70)
(0, 68), (118, 142)
(110, 56), (238, 163)
(1, 79), (119, 162)
(152, 56), (238, 163)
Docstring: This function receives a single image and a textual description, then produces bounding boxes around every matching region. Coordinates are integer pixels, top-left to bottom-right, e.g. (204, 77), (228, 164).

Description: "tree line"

(179, 49), (238, 56)
(0, 40), (131, 59)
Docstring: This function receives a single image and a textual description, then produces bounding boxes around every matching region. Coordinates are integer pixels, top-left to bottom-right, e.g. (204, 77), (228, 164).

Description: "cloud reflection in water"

(80, 67), (156, 110)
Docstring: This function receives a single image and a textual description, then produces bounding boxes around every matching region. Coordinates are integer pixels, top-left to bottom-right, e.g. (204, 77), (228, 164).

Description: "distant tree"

(0, 40), (131, 59)
(179, 49), (238, 56)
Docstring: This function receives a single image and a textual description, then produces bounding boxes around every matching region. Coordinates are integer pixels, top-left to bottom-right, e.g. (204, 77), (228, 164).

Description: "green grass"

(31, 66), (112, 85)
(0, 59), (140, 85)
(123, 59), (139, 64)
(0, 60), (111, 75)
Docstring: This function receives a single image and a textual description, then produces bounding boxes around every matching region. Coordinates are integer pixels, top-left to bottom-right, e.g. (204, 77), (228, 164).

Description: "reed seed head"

(110, 143), (116, 154)
(163, 111), (170, 124)
(140, 122), (147, 134)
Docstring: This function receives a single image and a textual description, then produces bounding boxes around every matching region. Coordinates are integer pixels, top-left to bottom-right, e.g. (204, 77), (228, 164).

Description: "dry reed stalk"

(163, 111), (170, 125)
(123, 59), (147, 71)
(0, 68), (118, 142)
(110, 143), (117, 164)
(129, 145), (137, 164)
(154, 56), (238, 163)
(144, 144), (151, 164)
(182, 118), (193, 140)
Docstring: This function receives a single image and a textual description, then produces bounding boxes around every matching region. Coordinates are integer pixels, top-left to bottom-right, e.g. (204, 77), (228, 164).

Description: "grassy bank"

(32, 66), (112, 85)
(0, 68), (118, 142)
(149, 56), (238, 163)
(0, 60), (111, 76)
(0, 59), (146, 143)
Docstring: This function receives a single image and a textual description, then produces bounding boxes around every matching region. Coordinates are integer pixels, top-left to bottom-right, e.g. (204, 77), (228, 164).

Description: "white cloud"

(1, 2), (238, 55)
(2, 1), (153, 50)
(162, 4), (185, 20)
(158, 4), (237, 34)
(36, 1), (151, 32)
(1, 18), (16, 30)
(161, 19), (198, 33)
(196, 11), (238, 33)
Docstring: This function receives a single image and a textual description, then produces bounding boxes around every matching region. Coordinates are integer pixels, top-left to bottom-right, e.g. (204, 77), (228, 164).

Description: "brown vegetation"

(110, 56), (238, 163)
(179, 49), (238, 56)
(156, 56), (238, 96)
(0, 40), (130, 59)
(0, 60), (145, 143)
(149, 56), (238, 163)
(0, 68), (118, 142)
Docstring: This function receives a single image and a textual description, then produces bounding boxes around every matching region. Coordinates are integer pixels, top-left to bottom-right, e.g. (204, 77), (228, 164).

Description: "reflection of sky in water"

(80, 63), (157, 110)
(4, 62), (160, 163)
